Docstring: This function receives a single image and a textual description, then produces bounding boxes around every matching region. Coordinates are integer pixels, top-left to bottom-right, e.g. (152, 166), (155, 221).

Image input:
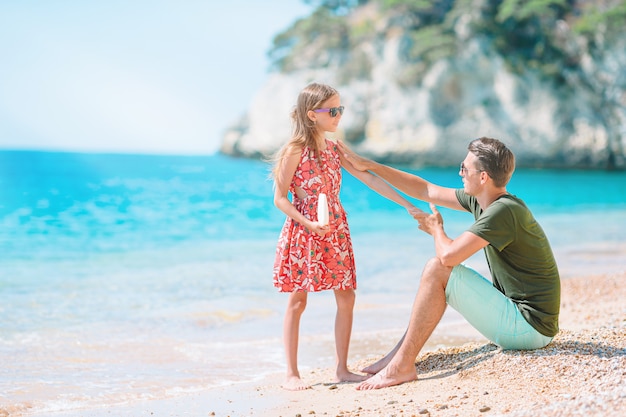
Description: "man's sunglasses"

(313, 106), (345, 117)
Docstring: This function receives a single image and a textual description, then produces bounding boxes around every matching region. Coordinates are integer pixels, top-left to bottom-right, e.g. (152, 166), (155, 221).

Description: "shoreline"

(31, 270), (625, 417)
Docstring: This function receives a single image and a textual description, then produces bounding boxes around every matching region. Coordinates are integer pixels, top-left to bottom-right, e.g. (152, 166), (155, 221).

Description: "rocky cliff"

(221, 1), (626, 170)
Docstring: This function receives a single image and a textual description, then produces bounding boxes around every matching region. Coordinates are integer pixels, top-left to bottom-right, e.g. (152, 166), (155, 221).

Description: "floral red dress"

(273, 139), (356, 293)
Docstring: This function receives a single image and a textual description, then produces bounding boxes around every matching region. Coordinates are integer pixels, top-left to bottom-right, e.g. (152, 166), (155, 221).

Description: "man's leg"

(446, 264), (553, 350)
(357, 257), (452, 390)
(360, 333), (405, 375)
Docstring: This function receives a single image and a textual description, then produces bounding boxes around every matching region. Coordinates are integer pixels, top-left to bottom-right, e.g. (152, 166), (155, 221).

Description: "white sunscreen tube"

(317, 193), (329, 226)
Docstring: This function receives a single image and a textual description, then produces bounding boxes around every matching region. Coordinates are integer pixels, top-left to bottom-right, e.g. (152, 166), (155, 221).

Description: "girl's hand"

(407, 205), (427, 220)
(309, 221), (330, 237)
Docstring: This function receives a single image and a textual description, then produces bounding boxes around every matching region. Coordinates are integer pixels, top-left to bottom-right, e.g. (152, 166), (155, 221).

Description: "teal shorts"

(445, 264), (553, 350)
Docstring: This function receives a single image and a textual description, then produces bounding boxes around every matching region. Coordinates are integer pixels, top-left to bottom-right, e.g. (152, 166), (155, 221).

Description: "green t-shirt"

(456, 189), (560, 337)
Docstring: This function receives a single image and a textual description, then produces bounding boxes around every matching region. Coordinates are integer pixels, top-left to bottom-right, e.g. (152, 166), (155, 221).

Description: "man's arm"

(338, 141), (463, 211)
(418, 204), (489, 266)
(340, 150), (419, 212)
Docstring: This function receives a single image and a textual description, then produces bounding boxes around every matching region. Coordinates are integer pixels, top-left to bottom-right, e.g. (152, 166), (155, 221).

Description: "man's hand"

(415, 203), (444, 236)
(337, 141), (372, 172)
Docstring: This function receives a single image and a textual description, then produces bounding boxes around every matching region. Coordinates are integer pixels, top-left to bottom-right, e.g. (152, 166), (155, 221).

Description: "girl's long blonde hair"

(271, 83), (339, 179)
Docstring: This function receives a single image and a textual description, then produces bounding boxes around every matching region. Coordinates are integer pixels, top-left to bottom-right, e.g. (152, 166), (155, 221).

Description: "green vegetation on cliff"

(269, 0), (626, 84)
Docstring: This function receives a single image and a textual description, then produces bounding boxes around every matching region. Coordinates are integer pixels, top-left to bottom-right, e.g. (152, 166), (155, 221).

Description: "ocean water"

(1, 150), (625, 415)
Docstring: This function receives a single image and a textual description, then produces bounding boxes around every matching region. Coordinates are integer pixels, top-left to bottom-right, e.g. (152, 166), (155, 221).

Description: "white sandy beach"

(24, 270), (624, 417)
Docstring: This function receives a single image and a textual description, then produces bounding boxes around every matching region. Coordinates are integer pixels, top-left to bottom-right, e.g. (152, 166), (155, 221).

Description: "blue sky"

(0, 1), (312, 155)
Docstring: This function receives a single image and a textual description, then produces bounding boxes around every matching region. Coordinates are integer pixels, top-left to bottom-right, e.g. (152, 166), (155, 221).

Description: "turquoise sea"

(1, 150), (625, 415)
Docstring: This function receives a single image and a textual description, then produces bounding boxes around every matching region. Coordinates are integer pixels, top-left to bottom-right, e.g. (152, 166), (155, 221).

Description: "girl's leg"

(282, 291), (309, 390)
(334, 289), (368, 382)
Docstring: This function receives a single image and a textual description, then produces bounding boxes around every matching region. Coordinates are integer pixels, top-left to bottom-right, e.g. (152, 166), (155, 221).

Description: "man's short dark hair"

(468, 137), (515, 187)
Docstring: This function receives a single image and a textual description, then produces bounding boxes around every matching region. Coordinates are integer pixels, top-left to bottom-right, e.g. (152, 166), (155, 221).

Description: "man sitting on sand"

(338, 137), (560, 390)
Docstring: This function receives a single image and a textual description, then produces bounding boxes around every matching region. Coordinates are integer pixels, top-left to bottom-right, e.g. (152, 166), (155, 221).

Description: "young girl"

(272, 83), (416, 390)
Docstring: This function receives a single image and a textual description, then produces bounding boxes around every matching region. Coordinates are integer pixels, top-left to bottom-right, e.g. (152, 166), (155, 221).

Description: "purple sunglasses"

(313, 106), (344, 117)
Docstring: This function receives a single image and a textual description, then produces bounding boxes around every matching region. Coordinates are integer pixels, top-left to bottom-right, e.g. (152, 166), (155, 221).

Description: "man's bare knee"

(421, 257), (453, 288)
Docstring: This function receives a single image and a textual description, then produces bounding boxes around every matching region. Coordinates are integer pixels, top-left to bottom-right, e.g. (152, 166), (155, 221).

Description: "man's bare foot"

(335, 369), (370, 383)
(361, 354), (393, 375)
(361, 339), (403, 374)
(356, 364), (417, 390)
(282, 376), (311, 391)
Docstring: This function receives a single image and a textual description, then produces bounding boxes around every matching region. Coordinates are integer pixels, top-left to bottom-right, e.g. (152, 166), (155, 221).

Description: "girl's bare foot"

(335, 369), (370, 383)
(282, 375), (311, 391)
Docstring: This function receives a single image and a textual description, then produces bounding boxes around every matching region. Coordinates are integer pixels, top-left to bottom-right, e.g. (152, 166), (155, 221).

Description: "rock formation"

(221, 1), (626, 170)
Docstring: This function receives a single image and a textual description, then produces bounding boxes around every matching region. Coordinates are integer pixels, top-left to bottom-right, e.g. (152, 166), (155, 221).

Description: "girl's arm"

(339, 150), (418, 213)
(273, 147), (329, 236)
(338, 141), (463, 211)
